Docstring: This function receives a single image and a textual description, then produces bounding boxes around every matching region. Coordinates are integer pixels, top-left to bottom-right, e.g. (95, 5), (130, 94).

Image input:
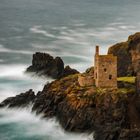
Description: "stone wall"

(78, 74), (95, 87)
(95, 55), (117, 88)
(94, 46), (117, 88)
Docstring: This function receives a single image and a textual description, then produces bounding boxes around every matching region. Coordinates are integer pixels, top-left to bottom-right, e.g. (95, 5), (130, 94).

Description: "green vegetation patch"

(117, 77), (136, 84)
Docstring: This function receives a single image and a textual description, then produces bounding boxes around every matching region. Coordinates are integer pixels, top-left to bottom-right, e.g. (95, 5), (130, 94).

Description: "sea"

(0, 0), (140, 139)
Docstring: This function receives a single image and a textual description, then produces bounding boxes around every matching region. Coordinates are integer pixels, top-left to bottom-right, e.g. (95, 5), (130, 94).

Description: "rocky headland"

(26, 52), (79, 79)
(1, 32), (140, 140)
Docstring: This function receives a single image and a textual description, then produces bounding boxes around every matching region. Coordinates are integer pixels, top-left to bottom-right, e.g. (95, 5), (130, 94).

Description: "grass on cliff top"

(117, 77), (136, 84)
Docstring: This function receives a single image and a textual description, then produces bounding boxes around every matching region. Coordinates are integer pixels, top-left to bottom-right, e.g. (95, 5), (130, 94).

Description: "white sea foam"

(30, 26), (56, 38)
(0, 108), (93, 140)
(0, 64), (49, 102)
(0, 64), (29, 79)
(57, 36), (74, 41)
(103, 27), (117, 31)
(27, 22), (139, 73)
(0, 89), (17, 102)
(0, 59), (4, 62)
(12, 36), (23, 39)
(0, 44), (10, 52)
(30, 23), (128, 59)
(0, 64), (50, 83)
(118, 25), (136, 30)
(52, 23), (137, 58)
(30, 25), (85, 42)
(0, 44), (32, 54)
(52, 26), (68, 30)
(73, 23), (86, 27)
(108, 22), (124, 26)
(108, 22), (136, 31)
(59, 26), (68, 30)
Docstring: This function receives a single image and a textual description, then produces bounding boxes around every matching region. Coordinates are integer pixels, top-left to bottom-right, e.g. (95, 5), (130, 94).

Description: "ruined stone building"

(94, 46), (117, 88)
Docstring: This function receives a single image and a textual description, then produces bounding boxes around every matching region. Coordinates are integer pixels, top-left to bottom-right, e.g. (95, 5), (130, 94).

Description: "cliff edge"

(108, 32), (140, 77)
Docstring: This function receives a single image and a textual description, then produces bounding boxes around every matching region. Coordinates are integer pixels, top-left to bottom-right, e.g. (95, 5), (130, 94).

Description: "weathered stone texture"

(94, 46), (117, 88)
(78, 74), (95, 87)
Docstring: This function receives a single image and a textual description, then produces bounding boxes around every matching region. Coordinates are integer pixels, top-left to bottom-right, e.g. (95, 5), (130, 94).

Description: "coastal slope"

(1, 32), (140, 140)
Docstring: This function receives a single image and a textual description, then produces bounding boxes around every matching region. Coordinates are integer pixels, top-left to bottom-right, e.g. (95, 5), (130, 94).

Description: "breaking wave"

(0, 108), (93, 140)
(0, 64), (93, 140)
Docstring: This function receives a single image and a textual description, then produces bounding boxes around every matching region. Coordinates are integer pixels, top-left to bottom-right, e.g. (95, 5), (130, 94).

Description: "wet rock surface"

(26, 52), (79, 79)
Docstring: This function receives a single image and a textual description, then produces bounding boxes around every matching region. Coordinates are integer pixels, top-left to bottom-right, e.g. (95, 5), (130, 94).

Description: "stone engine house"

(94, 46), (117, 88)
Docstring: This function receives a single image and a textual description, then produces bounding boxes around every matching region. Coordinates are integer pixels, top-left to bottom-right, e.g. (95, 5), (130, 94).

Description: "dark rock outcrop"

(128, 32), (140, 75)
(63, 65), (79, 77)
(26, 52), (65, 79)
(108, 32), (140, 77)
(1, 71), (140, 140)
(108, 42), (132, 77)
(26, 52), (79, 79)
(0, 89), (35, 108)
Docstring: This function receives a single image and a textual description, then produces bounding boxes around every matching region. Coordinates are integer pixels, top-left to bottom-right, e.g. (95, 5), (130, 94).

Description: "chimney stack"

(96, 45), (99, 55)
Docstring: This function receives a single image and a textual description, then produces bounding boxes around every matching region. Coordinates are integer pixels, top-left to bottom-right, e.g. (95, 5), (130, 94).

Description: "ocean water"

(0, 0), (140, 139)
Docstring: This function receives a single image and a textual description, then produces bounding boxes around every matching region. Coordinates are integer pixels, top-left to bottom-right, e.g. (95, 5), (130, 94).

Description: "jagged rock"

(0, 89), (35, 108)
(1, 71), (140, 140)
(128, 32), (140, 75)
(108, 32), (140, 77)
(85, 67), (94, 74)
(108, 42), (131, 77)
(26, 52), (79, 79)
(30, 73), (139, 135)
(119, 129), (140, 140)
(63, 65), (79, 77)
(26, 52), (64, 79)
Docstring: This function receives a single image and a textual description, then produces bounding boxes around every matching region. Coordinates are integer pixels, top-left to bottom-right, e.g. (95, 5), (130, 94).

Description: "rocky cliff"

(1, 68), (140, 140)
(1, 33), (140, 140)
(108, 32), (140, 77)
(26, 52), (79, 79)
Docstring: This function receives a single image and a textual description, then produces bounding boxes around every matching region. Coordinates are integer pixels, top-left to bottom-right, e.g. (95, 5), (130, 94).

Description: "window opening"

(109, 75), (112, 80)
